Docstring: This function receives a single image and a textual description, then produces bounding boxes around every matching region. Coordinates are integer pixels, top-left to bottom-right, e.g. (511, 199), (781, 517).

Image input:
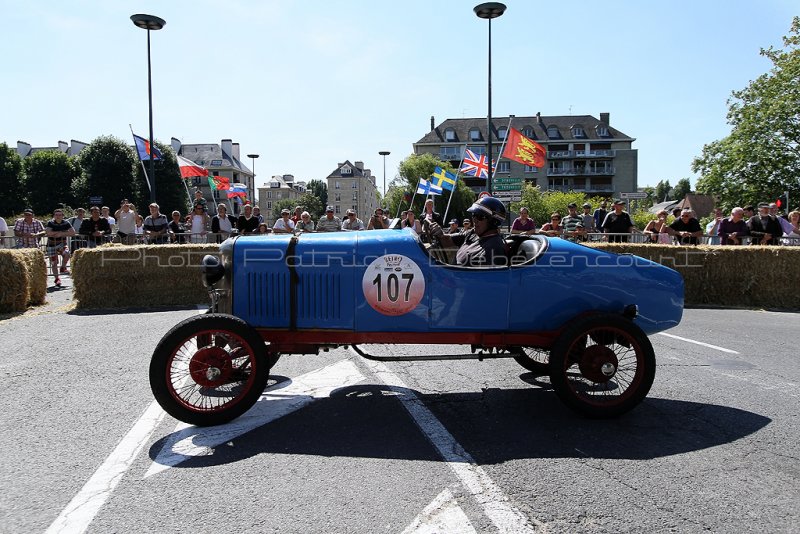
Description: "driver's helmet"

(467, 196), (506, 227)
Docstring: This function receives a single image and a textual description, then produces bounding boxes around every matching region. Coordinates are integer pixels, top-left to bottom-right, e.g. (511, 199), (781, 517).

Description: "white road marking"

(361, 358), (541, 534)
(144, 359), (365, 477)
(46, 400), (168, 534)
(401, 488), (477, 534)
(658, 332), (739, 354)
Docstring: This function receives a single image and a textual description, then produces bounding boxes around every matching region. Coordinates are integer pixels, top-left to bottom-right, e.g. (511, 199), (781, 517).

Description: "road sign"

(493, 184), (523, 192)
(620, 192), (648, 199)
(492, 177), (523, 185)
(494, 193), (521, 202)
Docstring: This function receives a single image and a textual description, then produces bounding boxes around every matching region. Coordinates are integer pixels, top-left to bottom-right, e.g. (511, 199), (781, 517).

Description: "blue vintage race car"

(150, 227), (683, 426)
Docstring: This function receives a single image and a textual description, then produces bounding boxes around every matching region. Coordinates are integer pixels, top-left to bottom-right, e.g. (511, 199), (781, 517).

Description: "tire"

(149, 314), (273, 426)
(549, 314), (655, 418)
(511, 347), (550, 375)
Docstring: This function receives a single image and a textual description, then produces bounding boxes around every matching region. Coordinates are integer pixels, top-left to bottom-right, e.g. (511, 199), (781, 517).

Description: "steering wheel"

(421, 218), (451, 264)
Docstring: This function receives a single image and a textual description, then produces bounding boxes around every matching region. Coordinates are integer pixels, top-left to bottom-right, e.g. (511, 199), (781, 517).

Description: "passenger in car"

(426, 196), (508, 267)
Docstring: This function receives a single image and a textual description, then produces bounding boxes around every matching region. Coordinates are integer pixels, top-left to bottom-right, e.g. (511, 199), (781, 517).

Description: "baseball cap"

(326, 205), (334, 212)
(757, 202), (770, 209)
(346, 209), (355, 215)
(567, 202), (577, 209)
(613, 199), (625, 206)
(23, 208), (33, 214)
(281, 208), (290, 215)
(582, 202), (591, 208)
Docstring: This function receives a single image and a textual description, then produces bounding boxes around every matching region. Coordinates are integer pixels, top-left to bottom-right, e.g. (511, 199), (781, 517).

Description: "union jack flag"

(460, 149), (492, 179)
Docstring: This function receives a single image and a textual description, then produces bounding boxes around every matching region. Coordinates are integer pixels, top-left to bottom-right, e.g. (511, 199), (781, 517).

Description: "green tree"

(672, 178), (692, 201)
(693, 17), (800, 211)
(22, 150), (81, 214)
(306, 179), (328, 208)
(512, 185), (598, 228)
(74, 135), (140, 210)
(0, 143), (25, 217)
(654, 179), (672, 202)
(273, 192), (324, 220)
(393, 153), (475, 221)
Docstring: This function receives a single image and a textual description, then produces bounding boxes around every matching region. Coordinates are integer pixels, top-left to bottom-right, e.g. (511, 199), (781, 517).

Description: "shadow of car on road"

(147, 378), (770, 470)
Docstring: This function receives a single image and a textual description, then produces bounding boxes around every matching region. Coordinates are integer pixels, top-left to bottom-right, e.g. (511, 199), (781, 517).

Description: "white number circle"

(362, 255), (425, 316)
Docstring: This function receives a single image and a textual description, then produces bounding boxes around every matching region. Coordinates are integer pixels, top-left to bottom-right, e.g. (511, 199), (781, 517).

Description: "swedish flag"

(430, 166), (457, 191)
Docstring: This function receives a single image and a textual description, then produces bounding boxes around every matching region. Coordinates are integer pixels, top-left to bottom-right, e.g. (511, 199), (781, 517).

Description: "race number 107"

(371, 273), (414, 302)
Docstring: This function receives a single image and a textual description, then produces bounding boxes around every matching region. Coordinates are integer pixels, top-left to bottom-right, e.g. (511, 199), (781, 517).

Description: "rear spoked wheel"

(549, 314), (655, 418)
(150, 314), (273, 426)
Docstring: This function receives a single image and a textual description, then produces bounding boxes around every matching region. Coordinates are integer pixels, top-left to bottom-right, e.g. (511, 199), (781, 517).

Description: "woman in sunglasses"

(424, 196), (507, 267)
(539, 212), (563, 237)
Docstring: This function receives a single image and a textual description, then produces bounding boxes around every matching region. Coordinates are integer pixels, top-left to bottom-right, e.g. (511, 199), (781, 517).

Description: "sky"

(1, 0), (797, 195)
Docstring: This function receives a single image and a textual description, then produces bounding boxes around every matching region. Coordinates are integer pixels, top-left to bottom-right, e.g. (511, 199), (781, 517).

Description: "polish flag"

(177, 155), (209, 179)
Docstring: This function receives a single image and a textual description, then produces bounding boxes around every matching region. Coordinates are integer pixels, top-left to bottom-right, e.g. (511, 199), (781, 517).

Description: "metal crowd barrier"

(3, 232), (799, 252)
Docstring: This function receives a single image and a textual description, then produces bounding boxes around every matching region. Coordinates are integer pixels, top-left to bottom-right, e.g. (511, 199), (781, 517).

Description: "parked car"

(150, 228), (684, 426)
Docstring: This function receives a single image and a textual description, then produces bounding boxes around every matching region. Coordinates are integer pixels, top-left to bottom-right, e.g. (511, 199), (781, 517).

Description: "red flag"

(208, 175), (231, 191)
(502, 127), (546, 168)
(177, 155), (208, 179)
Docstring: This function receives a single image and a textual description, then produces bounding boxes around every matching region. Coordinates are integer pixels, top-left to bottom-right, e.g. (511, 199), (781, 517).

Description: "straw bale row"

(72, 244), (219, 309)
(588, 243), (800, 309)
(0, 249), (47, 312)
(70, 242), (800, 311)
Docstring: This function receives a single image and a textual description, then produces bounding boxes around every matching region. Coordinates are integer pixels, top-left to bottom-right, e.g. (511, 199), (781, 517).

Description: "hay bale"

(73, 244), (220, 309)
(0, 248), (46, 312)
(587, 243), (800, 309)
(0, 250), (29, 312)
(17, 248), (46, 305)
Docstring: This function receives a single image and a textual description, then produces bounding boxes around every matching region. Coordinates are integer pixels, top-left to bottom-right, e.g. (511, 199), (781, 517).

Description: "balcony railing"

(547, 167), (615, 176)
(547, 149), (616, 159)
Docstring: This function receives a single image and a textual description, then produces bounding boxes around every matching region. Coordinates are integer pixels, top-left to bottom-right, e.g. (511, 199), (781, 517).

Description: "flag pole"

(490, 117), (514, 182)
(406, 176), (423, 218)
(130, 124), (152, 196)
(442, 145), (468, 224)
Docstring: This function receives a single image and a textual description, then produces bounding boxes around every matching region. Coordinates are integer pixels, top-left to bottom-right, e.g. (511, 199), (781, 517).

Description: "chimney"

(354, 161), (364, 170)
(430, 116), (435, 131)
(58, 140), (68, 153)
(221, 139), (233, 163)
(171, 137), (182, 154)
(17, 141), (31, 158)
(536, 112), (541, 124)
(232, 142), (241, 162)
(600, 112), (610, 125)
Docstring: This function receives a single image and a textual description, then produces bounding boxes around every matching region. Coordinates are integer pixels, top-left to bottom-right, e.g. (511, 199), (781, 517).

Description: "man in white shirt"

(272, 209), (296, 233)
(102, 206), (116, 226)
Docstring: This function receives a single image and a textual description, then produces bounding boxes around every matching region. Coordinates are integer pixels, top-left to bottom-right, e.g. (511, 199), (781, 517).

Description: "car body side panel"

(507, 239), (683, 335)
(229, 231), (682, 336)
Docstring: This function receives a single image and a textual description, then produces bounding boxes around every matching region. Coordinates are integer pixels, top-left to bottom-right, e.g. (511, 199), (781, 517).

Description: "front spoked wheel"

(150, 314), (272, 426)
(511, 346), (550, 375)
(549, 314), (655, 418)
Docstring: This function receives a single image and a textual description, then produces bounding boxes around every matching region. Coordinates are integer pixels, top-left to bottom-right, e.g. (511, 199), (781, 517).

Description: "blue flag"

(431, 166), (457, 191)
(132, 133), (163, 161)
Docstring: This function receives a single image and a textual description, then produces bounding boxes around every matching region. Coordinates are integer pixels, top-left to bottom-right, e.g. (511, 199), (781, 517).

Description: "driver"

(425, 196), (508, 267)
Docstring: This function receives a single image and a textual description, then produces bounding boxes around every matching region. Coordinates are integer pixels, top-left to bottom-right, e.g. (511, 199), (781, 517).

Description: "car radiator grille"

(246, 271), (343, 324)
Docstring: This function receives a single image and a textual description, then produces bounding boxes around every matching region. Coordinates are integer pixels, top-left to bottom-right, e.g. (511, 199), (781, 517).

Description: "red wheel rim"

(165, 329), (259, 414)
(561, 325), (644, 407)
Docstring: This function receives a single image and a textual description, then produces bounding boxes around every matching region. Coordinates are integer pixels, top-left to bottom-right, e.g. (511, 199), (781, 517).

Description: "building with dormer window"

(325, 160), (379, 219)
(414, 112), (636, 200)
(256, 174), (307, 225)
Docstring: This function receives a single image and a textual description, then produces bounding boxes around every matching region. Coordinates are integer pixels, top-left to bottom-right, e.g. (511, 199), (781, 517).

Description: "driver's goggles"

(471, 212), (488, 221)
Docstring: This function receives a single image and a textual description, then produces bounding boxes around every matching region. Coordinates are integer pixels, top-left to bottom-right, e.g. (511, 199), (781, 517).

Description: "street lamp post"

(473, 2), (506, 196)
(378, 150), (390, 199)
(247, 154), (259, 215)
(130, 14), (166, 204)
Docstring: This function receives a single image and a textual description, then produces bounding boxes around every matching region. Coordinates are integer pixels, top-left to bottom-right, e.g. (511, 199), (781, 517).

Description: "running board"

(350, 344), (520, 362)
